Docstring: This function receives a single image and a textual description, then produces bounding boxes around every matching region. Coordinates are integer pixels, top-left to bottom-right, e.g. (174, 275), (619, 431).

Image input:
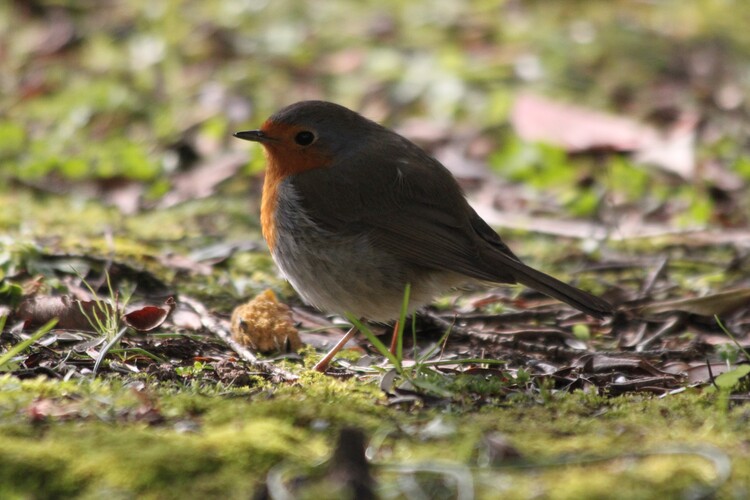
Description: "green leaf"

(572, 324), (591, 341)
(712, 365), (750, 390)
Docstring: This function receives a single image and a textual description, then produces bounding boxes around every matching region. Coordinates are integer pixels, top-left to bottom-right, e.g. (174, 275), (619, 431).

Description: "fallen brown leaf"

(123, 297), (176, 332)
(15, 295), (113, 330)
(511, 93), (697, 178)
(511, 93), (653, 152)
(635, 288), (750, 317)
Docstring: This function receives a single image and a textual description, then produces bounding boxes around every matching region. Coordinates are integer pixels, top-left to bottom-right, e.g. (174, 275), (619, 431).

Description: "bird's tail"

(503, 259), (613, 318)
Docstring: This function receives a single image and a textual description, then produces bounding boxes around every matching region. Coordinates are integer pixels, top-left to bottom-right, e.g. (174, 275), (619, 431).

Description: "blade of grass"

(93, 326), (129, 375)
(417, 321), (455, 362)
(715, 315), (750, 362)
(72, 267), (133, 341)
(396, 283), (411, 365)
(0, 319), (57, 369)
(347, 315), (402, 373)
(408, 375), (455, 397)
(107, 347), (168, 364)
(78, 301), (109, 336)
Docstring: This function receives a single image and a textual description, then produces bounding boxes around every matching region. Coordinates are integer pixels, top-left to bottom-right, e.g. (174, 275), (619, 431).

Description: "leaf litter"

(1, 239), (747, 399)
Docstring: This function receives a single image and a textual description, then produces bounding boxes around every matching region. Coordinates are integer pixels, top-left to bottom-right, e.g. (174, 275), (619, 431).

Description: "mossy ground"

(0, 374), (747, 499)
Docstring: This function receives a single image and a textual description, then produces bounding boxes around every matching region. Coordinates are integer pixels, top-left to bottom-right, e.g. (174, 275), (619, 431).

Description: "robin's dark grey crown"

(269, 101), (379, 132)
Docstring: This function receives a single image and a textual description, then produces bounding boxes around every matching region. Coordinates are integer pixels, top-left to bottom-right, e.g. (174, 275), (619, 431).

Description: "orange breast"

(260, 156), (282, 252)
(258, 126), (332, 252)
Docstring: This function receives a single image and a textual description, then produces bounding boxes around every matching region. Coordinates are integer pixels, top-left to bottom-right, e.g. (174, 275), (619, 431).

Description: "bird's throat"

(260, 145), (332, 252)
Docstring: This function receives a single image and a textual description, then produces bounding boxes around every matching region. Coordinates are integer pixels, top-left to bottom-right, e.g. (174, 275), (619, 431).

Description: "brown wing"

(290, 135), (519, 283)
(290, 135), (612, 317)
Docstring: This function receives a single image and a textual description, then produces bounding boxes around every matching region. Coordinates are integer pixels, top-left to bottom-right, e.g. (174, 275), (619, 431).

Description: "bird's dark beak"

(233, 130), (273, 143)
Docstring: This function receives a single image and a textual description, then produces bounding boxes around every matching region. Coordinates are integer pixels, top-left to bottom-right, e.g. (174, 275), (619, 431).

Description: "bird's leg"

(388, 321), (400, 355)
(313, 325), (359, 372)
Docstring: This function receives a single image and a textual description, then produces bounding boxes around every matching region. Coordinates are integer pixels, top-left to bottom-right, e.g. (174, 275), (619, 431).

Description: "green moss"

(0, 438), (85, 498)
(0, 376), (747, 498)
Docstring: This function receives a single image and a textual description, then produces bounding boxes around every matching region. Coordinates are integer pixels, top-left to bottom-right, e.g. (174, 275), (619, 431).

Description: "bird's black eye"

(294, 131), (316, 146)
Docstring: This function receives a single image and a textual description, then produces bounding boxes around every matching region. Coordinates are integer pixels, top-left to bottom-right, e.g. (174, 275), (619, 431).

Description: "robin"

(235, 101), (612, 371)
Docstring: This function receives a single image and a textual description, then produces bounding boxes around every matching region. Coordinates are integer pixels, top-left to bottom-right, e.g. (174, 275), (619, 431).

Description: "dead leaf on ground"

(158, 152), (247, 208)
(575, 354), (673, 377)
(511, 93), (697, 178)
(634, 288), (750, 317)
(171, 307), (204, 331)
(511, 93), (654, 152)
(683, 362), (736, 384)
(123, 297), (176, 332)
(157, 253), (214, 276)
(26, 398), (84, 421)
(15, 295), (113, 330)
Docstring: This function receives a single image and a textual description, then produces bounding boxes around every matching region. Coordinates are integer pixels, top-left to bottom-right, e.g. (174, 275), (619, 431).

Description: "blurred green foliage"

(3, 0), (750, 190)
